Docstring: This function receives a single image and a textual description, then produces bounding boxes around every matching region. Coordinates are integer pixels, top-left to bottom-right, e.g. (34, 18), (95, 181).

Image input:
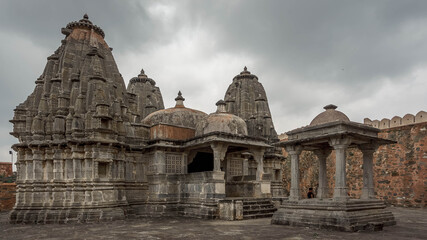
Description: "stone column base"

(271, 199), (396, 232)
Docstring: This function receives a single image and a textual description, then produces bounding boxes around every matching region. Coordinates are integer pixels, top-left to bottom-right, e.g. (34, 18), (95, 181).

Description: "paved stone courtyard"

(0, 207), (425, 240)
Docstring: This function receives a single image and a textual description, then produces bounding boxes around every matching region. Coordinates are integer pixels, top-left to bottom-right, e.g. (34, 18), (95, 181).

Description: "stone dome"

(310, 104), (350, 126)
(142, 91), (207, 128)
(195, 100), (248, 136)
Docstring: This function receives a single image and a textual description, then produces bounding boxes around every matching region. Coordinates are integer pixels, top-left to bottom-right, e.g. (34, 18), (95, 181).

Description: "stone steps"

(242, 198), (277, 220)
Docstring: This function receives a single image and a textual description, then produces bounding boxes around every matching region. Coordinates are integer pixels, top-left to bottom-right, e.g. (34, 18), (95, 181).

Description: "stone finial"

(216, 100), (227, 113)
(83, 13), (89, 20)
(324, 104), (337, 110)
(138, 68), (147, 78)
(240, 66), (250, 75)
(175, 91), (185, 107)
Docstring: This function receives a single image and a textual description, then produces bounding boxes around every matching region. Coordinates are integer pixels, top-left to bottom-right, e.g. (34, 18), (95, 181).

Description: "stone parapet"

(364, 111), (427, 129)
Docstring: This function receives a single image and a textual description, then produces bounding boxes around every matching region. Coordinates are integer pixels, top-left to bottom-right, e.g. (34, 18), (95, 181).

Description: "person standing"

(307, 187), (315, 198)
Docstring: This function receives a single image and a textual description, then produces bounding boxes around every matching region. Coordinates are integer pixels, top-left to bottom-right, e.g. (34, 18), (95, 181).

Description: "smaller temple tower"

(224, 67), (278, 142)
(224, 67), (285, 196)
(127, 69), (164, 121)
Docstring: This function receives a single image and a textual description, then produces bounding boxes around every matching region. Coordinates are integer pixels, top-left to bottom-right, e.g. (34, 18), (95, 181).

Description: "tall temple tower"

(9, 14), (141, 223)
(224, 67), (278, 142)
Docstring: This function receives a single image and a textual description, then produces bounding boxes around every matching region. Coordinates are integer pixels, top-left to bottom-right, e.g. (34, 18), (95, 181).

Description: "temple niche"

(271, 105), (396, 231)
(9, 15), (285, 223)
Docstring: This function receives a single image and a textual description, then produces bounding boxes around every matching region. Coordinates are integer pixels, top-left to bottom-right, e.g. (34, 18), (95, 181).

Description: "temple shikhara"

(9, 15), (398, 231)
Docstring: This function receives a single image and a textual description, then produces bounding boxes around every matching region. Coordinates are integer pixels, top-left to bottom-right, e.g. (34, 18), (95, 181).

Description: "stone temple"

(9, 15), (285, 223)
(9, 15), (398, 231)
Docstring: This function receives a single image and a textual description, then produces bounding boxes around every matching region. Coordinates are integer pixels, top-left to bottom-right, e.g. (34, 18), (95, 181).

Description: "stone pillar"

(313, 149), (331, 199)
(360, 144), (377, 199)
(211, 143), (227, 172)
(286, 145), (302, 201)
(329, 137), (351, 201)
(252, 149), (265, 181)
(241, 152), (251, 176)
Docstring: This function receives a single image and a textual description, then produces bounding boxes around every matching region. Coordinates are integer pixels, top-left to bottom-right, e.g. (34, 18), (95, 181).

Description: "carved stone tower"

(224, 67), (285, 196)
(224, 67), (278, 142)
(9, 14), (138, 223)
(127, 69), (164, 120)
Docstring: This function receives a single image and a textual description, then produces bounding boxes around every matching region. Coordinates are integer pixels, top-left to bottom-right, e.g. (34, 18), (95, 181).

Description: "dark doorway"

(188, 152), (213, 173)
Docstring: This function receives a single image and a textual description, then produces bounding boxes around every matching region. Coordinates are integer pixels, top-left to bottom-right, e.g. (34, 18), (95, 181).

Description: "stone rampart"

(0, 183), (16, 211)
(364, 111), (427, 129)
(0, 162), (12, 177)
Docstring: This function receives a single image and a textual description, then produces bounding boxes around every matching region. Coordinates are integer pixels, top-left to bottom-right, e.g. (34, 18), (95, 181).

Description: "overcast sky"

(1, 0), (427, 166)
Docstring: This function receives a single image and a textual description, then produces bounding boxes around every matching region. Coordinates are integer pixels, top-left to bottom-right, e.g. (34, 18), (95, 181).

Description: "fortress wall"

(0, 162), (12, 177)
(365, 111), (427, 129)
(0, 183), (16, 211)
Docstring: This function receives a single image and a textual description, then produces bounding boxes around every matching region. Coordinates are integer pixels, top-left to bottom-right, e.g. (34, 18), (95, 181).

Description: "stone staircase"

(242, 198), (277, 219)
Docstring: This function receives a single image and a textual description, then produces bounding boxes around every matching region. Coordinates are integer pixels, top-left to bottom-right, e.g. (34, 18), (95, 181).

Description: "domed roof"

(195, 100), (248, 136)
(310, 104), (350, 126)
(142, 91), (207, 128)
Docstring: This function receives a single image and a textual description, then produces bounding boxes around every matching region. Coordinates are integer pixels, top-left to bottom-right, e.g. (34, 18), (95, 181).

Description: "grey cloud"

(1, 0), (427, 143)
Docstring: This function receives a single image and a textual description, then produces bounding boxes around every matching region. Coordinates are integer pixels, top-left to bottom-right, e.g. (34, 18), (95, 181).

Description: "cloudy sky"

(1, 0), (427, 166)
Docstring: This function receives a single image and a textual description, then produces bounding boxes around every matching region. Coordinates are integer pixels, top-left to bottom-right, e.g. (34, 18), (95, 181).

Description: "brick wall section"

(0, 162), (12, 177)
(282, 122), (427, 207)
(0, 183), (16, 211)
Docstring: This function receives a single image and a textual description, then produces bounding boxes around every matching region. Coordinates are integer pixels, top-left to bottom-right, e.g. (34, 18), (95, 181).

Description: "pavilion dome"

(195, 100), (248, 136)
(142, 91), (207, 128)
(310, 104), (350, 126)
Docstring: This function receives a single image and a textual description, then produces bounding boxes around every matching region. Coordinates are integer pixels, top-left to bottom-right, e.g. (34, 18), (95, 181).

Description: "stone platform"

(271, 199), (396, 231)
(1, 207), (425, 240)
